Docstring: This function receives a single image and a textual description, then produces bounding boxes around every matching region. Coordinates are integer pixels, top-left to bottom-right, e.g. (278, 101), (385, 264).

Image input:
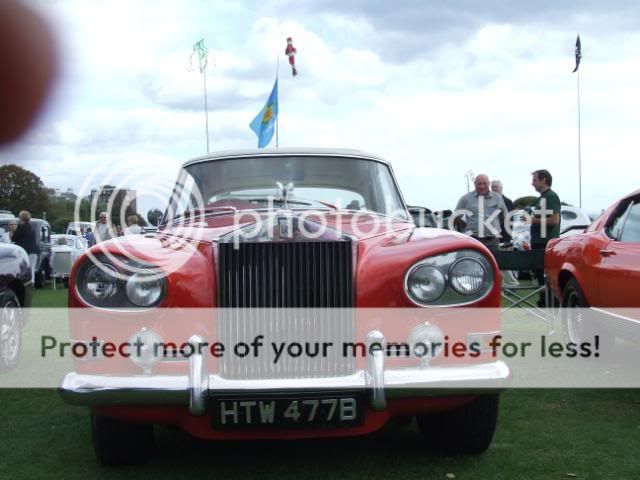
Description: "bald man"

(454, 174), (509, 249)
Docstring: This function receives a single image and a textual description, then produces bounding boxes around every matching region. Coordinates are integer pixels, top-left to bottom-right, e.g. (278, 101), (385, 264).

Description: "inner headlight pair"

(405, 250), (494, 306)
(79, 261), (165, 308)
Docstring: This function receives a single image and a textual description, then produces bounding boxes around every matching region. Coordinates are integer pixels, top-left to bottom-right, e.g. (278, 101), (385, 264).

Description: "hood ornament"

(275, 182), (294, 209)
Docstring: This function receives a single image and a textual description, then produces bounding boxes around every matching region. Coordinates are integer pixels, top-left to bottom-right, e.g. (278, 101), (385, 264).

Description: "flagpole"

(203, 70), (210, 153)
(275, 47), (280, 148)
(577, 69), (582, 209)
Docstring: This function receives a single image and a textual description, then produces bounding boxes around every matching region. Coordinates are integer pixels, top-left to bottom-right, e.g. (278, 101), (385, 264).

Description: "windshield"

(165, 156), (408, 221)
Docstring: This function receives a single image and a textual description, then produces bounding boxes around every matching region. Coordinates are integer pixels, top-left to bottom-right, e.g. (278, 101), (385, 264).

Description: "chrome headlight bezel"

(84, 263), (120, 300)
(75, 255), (166, 309)
(404, 249), (495, 307)
(449, 257), (488, 295)
(405, 264), (447, 304)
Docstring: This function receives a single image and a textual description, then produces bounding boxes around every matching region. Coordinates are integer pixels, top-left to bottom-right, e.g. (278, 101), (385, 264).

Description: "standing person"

(530, 169), (561, 306)
(454, 174), (509, 250)
(84, 226), (94, 246)
(1, 219), (17, 243)
(530, 170), (561, 247)
(94, 212), (115, 244)
(491, 179), (514, 243)
(491, 180), (514, 212)
(123, 215), (142, 235)
(12, 210), (39, 283)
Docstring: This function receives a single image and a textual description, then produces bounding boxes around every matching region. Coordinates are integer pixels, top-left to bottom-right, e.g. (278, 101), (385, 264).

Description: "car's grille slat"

(217, 241), (354, 379)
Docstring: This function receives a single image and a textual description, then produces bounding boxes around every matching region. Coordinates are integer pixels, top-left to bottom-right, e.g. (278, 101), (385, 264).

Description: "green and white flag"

(188, 38), (209, 73)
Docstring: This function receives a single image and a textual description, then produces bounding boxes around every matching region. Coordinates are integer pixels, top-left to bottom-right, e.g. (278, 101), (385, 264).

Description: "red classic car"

(546, 189), (640, 344)
(59, 148), (508, 465)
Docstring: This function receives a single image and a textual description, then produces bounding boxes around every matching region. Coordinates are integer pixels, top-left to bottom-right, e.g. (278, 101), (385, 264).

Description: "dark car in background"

(0, 217), (52, 288)
(0, 243), (32, 371)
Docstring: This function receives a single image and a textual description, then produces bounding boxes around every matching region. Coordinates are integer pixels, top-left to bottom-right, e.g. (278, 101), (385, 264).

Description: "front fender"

(355, 227), (501, 308)
(69, 235), (216, 308)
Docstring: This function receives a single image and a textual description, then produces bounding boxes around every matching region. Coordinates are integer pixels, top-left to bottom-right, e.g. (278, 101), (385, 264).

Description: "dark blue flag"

(572, 35), (581, 73)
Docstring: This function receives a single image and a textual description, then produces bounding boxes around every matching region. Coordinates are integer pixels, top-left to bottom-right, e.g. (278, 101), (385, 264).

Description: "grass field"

(1, 286), (639, 479)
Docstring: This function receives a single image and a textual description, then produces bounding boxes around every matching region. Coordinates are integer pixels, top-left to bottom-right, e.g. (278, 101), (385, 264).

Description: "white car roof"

(183, 148), (390, 167)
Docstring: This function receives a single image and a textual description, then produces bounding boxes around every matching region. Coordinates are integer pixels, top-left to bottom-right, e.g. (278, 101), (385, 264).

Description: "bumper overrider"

(59, 332), (511, 414)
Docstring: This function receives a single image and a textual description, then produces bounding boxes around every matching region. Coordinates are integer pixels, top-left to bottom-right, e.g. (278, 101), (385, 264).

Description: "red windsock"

(284, 37), (298, 77)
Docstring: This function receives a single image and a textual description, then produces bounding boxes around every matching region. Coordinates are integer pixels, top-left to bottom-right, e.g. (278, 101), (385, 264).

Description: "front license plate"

(211, 392), (364, 429)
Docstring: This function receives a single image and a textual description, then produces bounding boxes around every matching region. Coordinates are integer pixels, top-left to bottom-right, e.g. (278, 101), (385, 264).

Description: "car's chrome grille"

(217, 241), (355, 379)
(217, 241), (354, 308)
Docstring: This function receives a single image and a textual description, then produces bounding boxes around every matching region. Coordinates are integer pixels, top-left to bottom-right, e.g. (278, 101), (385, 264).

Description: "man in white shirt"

(94, 212), (115, 244)
(124, 214), (142, 235)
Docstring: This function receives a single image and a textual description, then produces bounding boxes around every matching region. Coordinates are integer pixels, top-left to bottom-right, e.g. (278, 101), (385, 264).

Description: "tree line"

(0, 164), (163, 233)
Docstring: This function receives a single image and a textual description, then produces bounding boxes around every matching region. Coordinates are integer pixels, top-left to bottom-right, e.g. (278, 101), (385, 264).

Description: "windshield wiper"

(248, 197), (339, 209)
(160, 207), (238, 227)
(248, 197), (312, 206)
(335, 208), (409, 221)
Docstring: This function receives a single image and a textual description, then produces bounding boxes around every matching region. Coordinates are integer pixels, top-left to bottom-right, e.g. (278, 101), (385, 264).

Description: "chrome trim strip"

(590, 307), (640, 325)
(59, 361), (510, 410)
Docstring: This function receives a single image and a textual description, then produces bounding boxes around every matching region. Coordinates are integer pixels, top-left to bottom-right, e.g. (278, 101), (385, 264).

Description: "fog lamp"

(128, 328), (163, 371)
(407, 323), (445, 364)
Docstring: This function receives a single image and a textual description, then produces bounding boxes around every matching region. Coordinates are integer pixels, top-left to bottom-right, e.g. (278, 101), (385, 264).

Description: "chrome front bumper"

(59, 333), (510, 415)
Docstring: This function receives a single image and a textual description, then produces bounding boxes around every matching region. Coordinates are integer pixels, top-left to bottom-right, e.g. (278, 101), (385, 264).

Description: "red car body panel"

(545, 189), (640, 308)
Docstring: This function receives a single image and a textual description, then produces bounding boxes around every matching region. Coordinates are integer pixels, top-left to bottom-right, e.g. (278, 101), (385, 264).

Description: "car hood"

(158, 210), (413, 243)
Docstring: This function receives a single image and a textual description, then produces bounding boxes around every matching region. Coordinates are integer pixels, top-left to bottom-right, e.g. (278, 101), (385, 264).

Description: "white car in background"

(50, 234), (88, 288)
(559, 205), (592, 236)
(511, 205), (592, 249)
(66, 221), (93, 236)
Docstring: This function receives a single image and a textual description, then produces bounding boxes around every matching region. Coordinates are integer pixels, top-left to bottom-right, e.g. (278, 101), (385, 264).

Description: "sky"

(2, 0), (639, 218)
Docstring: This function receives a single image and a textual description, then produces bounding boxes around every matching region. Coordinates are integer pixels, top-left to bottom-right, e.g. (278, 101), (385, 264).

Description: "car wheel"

(91, 413), (154, 466)
(0, 290), (23, 372)
(561, 278), (590, 344)
(416, 393), (499, 455)
(562, 278), (613, 353)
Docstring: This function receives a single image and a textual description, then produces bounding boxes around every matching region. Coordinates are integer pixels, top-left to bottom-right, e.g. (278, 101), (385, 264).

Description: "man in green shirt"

(529, 169), (561, 306)
(530, 170), (561, 247)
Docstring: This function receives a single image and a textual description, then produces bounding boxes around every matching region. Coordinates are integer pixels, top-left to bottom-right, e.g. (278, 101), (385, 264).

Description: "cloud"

(271, 0), (640, 64)
(2, 1), (640, 217)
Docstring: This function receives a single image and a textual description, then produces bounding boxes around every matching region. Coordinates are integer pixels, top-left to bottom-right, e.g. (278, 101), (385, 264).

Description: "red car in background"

(545, 189), (640, 343)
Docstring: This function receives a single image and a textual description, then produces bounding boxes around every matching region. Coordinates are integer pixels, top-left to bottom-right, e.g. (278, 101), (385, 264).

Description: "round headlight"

(407, 265), (446, 303)
(125, 270), (164, 307)
(85, 264), (119, 300)
(449, 258), (486, 295)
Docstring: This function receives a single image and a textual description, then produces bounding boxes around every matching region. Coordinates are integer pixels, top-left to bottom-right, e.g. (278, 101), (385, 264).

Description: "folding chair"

(492, 249), (557, 334)
(51, 250), (72, 290)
